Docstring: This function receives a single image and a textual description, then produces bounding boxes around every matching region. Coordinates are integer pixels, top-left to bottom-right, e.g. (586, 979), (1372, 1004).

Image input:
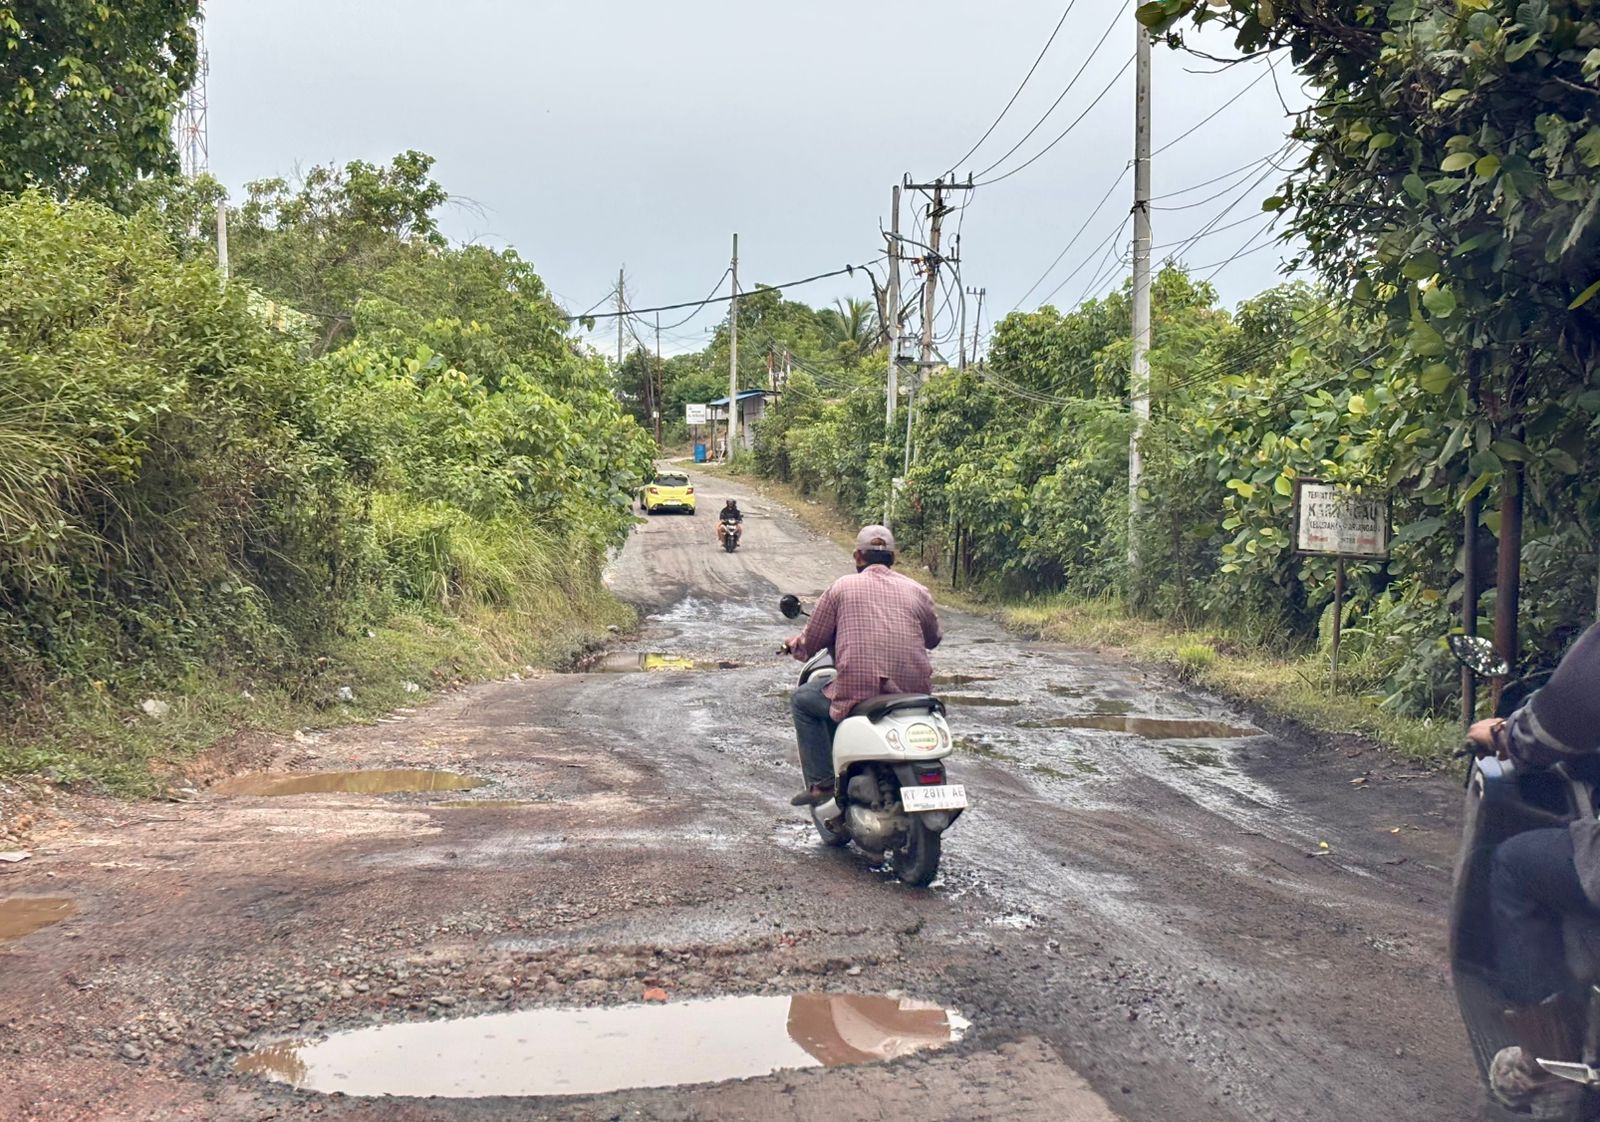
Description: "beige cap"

(855, 524), (897, 553)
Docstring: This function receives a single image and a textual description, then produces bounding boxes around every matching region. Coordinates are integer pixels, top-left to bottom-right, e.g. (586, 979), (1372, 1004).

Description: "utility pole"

(917, 179), (946, 377)
(654, 312), (664, 446)
(885, 185), (902, 431)
(215, 196), (229, 282)
(959, 281), (968, 371)
(967, 287), (986, 365)
(728, 233), (739, 458)
(615, 266), (625, 369)
(1128, 23), (1153, 579)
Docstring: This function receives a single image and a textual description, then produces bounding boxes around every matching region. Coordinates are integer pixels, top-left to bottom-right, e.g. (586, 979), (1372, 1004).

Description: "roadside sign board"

(685, 403), (707, 426)
(1294, 480), (1390, 559)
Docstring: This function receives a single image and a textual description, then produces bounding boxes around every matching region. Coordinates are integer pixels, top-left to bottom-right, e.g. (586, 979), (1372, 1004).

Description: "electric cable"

(971, 0), (1132, 181)
(1151, 57), (1277, 157)
(942, 2), (1079, 178)
(974, 53), (1135, 187)
(1012, 164), (1130, 310)
(570, 258), (884, 322)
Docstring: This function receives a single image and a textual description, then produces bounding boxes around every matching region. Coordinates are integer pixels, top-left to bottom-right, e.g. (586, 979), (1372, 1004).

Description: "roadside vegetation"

(0, 153), (650, 788)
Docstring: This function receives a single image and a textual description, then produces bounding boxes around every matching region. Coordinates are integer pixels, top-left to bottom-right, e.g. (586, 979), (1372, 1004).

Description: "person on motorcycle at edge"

(780, 525), (943, 808)
(1468, 621), (1600, 1115)
(716, 499), (743, 545)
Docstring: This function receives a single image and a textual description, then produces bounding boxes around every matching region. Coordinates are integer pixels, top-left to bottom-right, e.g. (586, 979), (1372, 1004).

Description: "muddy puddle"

(215, 770), (488, 797)
(0, 896), (76, 941)
(1018, 715), (1258, 739)
(939, 694), (1022, 708)
(238, 993), (966, 1098)
(932, 673), (996, 688)
(586, 652), (739, 673)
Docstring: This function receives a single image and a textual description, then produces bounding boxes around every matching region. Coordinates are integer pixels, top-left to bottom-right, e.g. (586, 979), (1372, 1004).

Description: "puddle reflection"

(0, 897), (75, 942)
(237, 993), (965, 1097)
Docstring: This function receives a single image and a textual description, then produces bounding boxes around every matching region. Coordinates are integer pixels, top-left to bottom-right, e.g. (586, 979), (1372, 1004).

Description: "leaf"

(1274, 474), (1293, 497)
(1347, 393), (1369, 416)
(1569, 277), (1600, 309)
(1368, 132), (1398, 151)
(1576, 128), (1600, 168)
(1227, 479), (1257, 499)
(1402, 173), (1428, 202)
(1474, 154), (1500, 178)
(1440, 151), (1476, 173)
(1419, 363), (1454, 393)
(1401, 252), (1441, 279)
(1262, 196), (1286, 212)
(1433, 89), (1471, 108)
(1459, 473), (1493, 506)
(1503, 36), (1539, 62)
(1422, 285), (1457, 318)
(1490, 438), (1530, 462)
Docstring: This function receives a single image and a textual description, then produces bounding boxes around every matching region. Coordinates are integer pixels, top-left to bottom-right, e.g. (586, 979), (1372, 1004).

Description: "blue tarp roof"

(706, 390), (770, 406)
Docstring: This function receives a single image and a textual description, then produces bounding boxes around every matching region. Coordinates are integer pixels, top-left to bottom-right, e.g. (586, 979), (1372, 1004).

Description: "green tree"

(0, 1), (199, 201)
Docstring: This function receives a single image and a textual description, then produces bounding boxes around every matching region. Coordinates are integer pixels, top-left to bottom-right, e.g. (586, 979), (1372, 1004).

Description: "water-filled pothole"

(215, 770), (488, 797)
(939, 695), (1022, 708)
(0, 896), (75, 941)
(237, 993), (965, 1097)
(585, 652), (738, 673)
(1018, 715), (1258, 739)
(932, 673), (996, 688)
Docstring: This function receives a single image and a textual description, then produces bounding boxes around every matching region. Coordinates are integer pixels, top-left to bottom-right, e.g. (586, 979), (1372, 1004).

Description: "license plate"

(900, 784), (967, 812)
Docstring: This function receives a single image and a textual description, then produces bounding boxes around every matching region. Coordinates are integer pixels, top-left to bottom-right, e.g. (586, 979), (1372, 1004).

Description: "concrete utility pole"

(616, 267), (625, 369)
(215, 198), (229, 281)
(917, 179), (946, 377)
(885, 185), (902, 431)
(1128, 23), (1153, 578)
(959, 281), (968, 371)
(967, 287), (986, 365)
(728, 233), (739, 457)
(654, 312), (664, 446)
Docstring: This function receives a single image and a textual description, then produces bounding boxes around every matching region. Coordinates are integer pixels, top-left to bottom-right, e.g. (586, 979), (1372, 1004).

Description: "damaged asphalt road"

(2, 467), (1487, 1121)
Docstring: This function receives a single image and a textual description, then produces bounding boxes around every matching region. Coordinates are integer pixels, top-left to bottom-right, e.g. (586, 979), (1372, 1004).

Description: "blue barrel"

(693, 443), (707, 463)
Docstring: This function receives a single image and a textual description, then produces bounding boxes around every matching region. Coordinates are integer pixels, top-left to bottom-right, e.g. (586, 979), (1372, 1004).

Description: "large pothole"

(237, 992), (966, 1097)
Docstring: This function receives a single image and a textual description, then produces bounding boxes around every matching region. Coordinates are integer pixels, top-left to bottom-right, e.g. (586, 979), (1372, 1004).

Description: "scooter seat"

(848, 694), (945, 721)
(1562, 916), (1600, 983)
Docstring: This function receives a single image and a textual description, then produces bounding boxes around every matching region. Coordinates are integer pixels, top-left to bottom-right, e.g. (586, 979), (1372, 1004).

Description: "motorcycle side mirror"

(779, 594), (803, 619)
(1448, 634), (1510, 679)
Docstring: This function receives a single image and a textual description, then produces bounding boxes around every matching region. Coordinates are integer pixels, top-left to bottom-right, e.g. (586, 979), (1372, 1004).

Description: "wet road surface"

(0, 466), (1485, 1120)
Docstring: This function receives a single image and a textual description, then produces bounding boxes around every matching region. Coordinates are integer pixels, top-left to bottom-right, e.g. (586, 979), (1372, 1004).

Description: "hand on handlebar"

(1467, 717), (1509, 759)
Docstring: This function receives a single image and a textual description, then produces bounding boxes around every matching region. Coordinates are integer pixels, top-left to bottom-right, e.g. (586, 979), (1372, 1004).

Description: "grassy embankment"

(0, 584), (632, 798)
(707, 464), (1460, 764)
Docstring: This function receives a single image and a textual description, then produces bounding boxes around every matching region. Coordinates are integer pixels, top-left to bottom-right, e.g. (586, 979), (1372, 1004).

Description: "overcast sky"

(206, 1), (1308, 356)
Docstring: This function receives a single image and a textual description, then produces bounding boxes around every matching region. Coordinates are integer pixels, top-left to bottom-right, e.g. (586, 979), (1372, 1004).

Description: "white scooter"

(779, 594), (966, 886)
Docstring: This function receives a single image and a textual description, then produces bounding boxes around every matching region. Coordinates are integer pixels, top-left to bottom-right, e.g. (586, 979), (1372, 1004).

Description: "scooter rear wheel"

(812, 806), (848, 847)
(893, 819), (941, 887)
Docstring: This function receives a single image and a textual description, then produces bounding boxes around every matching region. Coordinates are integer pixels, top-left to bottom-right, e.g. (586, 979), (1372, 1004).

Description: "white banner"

(685, 403), (707, 426)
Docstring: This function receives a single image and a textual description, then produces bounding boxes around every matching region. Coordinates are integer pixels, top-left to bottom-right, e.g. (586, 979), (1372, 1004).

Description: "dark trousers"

(791, 677), (837, 788)
(1491, 826), (1595, 1004)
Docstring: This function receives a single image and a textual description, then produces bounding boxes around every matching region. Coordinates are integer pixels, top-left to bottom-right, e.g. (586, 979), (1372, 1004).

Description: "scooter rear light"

(914, 766), (945, 785)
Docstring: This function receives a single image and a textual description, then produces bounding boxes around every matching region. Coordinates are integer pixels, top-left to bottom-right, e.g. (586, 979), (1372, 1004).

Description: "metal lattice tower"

(175, 4), (209, 177)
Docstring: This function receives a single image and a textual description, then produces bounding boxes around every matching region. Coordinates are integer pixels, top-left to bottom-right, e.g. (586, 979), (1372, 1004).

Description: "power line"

(641, 267), (731, 332)
(971, 0), (1132, 182)
(974, 53), (1136, 187)
(1151, 56), (1277, 157)
(1012, 164), (1130, 310)
(568, 258), (883, 322)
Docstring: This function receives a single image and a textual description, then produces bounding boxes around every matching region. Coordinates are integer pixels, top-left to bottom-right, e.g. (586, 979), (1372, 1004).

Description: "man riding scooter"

(780, 525), (943, 807)
(1469, 622), (1600, 1115)
(715, 499), (743, 547)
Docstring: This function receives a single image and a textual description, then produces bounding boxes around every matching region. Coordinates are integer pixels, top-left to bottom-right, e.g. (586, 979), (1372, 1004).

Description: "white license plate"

(900, 784), (967, 812)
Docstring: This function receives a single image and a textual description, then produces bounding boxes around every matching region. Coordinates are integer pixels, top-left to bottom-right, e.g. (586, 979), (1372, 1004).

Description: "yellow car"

(639, 471), (696, 514)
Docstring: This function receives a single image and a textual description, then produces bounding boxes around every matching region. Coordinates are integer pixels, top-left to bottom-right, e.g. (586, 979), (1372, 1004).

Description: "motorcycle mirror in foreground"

(1448, 634), (1510, 679)
(779, 594), (804, 619)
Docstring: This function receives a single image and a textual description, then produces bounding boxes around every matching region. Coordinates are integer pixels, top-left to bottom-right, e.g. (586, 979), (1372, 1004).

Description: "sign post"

(1294, 480), (1391, 691)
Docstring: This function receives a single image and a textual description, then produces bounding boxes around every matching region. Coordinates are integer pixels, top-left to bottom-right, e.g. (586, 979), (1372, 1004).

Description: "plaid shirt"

(789, 565), (943, 721)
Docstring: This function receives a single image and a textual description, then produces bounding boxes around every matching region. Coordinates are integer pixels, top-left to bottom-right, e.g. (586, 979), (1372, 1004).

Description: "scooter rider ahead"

(716, 499), (743, 544)
(780, 525), (943, 807)
(1469, 622), (1600, 1114)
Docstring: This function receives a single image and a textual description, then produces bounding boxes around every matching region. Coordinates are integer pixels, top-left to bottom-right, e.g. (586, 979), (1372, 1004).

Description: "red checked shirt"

(788, 564), (944, 721)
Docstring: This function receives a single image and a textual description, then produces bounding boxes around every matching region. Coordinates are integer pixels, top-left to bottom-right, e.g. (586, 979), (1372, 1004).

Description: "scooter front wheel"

(893, 818), (941, 887)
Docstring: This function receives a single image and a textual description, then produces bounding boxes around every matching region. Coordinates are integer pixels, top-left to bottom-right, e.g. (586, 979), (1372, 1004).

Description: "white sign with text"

(1295, 482), (1390, 558)
(685, 403), (707, 426)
